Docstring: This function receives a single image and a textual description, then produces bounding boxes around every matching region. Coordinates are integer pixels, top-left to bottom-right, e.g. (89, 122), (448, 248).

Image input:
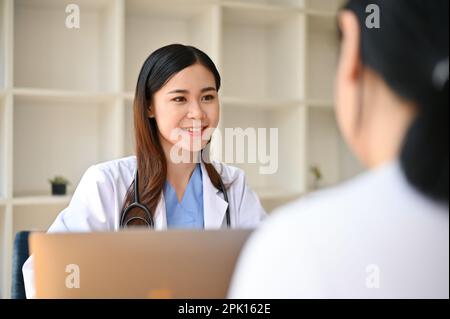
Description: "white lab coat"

(23, 156), (266, 298)
(229, 160), (449, 299)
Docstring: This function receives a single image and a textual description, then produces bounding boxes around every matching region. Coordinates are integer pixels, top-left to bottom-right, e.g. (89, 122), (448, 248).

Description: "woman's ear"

(147, 105), (155, 118)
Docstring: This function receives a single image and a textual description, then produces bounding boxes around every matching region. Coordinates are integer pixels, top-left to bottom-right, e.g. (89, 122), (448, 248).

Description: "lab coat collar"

(154, 193), (168, 230)
(200, 161), (229, 229)
(152, 161), (228, 230)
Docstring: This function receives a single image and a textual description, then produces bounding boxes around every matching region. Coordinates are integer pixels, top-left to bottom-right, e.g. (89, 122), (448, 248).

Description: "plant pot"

(51, 183), (67, 196)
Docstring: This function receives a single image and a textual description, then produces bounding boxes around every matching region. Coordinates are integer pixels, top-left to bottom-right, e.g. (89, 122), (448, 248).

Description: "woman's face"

(149, 63), (220, 156)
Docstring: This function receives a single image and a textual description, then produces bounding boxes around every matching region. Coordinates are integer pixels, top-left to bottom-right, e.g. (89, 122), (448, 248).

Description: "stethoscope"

(120, 168), (231, 228)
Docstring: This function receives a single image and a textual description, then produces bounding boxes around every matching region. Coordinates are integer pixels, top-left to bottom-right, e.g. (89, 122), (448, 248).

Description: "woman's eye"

(202, 95), (215, 102)
(172, 96), (187, 103)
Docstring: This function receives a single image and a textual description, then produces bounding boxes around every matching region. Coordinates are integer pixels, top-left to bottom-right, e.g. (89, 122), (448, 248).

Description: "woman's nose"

(187, 100), (205, 119)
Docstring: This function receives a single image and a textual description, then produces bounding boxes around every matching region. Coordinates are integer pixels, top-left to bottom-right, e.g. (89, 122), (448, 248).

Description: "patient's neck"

(359, 75), (417, 169)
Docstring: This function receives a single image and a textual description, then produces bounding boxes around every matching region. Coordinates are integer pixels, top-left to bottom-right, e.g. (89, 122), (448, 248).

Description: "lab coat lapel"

(201, 162), (228, 229)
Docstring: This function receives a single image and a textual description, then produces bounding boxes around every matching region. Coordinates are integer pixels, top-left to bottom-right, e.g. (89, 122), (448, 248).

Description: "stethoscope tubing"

(121, 168), (230, 228)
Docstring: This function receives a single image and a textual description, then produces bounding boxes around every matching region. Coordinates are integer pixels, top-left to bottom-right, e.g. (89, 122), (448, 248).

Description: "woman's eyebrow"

(167, 87), (216, 95)
(201, 87), (217, 93)
(167, 89), (188, 95)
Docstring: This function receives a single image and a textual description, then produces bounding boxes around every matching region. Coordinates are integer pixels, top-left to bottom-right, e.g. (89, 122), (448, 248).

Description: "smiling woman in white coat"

(229, 0), (449, 299)
(23, 44), (266, 298)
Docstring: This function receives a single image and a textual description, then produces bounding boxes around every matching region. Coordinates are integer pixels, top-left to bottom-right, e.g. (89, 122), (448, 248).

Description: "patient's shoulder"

(269, 161), (446, 227)
(271, 168), (381, 223)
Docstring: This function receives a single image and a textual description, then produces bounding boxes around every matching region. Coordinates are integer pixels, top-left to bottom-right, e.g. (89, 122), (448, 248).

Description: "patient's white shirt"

(229, 160), (449, 298)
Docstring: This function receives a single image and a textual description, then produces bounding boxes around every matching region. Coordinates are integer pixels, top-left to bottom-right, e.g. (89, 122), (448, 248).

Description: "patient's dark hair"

(343, 0), (449, 203)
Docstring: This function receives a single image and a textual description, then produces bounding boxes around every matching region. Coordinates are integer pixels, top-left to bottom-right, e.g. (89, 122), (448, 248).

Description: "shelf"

(13, 203), (66, 234)
(222, 5), (305, 102)
(126, 0), (214, 17)
(221, 0), (305, 9)
(222, 96), (303, 110)
(307, 14), (340, 102)
(255, 187), (302, 200)
(257, 187), (303, 213)
(305, 9), (339, 18)
(305, 0), (345, 16)
(221, 104), (306, 195)
(307, 99), (334, 109)
(17, 0), (113, 10)
(12, 88), (117, 103)
(14, 0), (119, 92)
(12, 195), (72, 206)
(307, 107), (342, 190)
(12, 97), (119, 198)
(221, 0), (303, 16)
(125, 0), (219, 92)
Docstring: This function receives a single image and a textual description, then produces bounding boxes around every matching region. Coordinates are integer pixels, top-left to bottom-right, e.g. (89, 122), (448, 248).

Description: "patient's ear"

(338, 11), (362, 85)
(335, 11), (365, 165)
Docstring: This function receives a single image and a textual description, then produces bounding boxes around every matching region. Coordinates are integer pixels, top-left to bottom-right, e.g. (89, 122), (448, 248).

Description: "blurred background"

(0, 0), (363, 298)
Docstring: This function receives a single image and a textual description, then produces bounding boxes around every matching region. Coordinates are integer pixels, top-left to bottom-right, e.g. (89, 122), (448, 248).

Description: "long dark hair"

(121, 44), (225, 226)
(344, 0), (449, 203)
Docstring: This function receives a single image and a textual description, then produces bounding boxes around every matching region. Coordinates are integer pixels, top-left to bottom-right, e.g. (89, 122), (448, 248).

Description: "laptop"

(29, 229), (252, 299)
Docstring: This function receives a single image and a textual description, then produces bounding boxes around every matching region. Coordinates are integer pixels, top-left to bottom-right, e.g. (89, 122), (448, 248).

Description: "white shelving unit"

(125, 0), (220, 93)
(12, 94), (119, 197)
(221, 3), (304, 101)
(307, 15), (339, 102)
(0, 94), (6, 200)
(14, 0), (121, 92)
(0, 0), (363, 299)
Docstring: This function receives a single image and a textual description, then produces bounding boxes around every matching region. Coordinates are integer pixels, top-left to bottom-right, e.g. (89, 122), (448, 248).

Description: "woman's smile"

(181, 127), (205, 137)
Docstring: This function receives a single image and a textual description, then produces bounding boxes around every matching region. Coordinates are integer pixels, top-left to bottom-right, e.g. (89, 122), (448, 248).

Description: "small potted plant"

(49, 176), (70, 196)
(310, 165), (323, 191)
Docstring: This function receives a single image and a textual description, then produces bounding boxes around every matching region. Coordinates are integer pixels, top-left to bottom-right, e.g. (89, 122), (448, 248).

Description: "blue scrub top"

(164, 164), (204, 229)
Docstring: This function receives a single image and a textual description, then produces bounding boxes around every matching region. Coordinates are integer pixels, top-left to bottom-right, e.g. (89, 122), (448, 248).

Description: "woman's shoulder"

(81, 156), (136, 187)
(93, 156), (137, 172)
(90, 156), (136, 173)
